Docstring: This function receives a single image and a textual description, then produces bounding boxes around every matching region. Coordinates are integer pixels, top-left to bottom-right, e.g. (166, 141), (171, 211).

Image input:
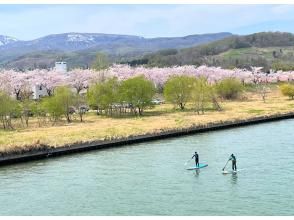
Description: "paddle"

(184, 158), (193, 166)
(222, 159), (230, 171)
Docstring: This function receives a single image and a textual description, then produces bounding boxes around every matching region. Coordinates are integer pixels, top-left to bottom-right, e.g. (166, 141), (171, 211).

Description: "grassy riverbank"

(0, 88), (293, 154)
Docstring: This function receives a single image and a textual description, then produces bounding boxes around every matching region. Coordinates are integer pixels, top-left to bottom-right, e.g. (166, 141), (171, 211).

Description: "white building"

(54, 61), (67, 73)
(31, 84), (48, 100)
(31, 61), (67, 100)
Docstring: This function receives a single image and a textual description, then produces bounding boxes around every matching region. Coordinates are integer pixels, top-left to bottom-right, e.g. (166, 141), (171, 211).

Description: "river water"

(0, 119), (294, 215)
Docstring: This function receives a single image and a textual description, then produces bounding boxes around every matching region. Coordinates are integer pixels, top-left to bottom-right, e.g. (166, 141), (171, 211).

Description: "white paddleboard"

(222, 169), (243, 174)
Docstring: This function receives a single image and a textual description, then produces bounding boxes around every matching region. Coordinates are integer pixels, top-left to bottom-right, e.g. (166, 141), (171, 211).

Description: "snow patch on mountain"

(67, 34), (95, 43)
(0, 35), (18, 46)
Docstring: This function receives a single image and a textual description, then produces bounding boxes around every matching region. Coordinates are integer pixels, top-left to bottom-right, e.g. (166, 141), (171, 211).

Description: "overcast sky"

(0, 4), (294, 40)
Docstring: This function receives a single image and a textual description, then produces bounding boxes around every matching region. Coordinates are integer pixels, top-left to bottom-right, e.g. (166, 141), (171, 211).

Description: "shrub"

(216, 78), (244, 100)
(280, 84), (294, 99)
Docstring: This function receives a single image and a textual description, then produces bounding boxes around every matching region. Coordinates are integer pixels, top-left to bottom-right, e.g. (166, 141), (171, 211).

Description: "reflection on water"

(194, 169), (200, 176)
(0, 119), (294, 215)
(231, 174), (238, 185)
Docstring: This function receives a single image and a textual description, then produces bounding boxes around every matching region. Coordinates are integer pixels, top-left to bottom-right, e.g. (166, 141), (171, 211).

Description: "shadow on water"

(194, 169), (200, 177)
(231, 173), (238, 185)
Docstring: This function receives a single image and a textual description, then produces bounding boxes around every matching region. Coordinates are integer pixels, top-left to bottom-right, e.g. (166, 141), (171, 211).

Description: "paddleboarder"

(192, 152), (199, 167)
(229, 154), (237, 171)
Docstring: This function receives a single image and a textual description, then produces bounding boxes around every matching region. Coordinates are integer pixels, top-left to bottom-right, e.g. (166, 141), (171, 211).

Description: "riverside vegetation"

(1, 69), (294, 155)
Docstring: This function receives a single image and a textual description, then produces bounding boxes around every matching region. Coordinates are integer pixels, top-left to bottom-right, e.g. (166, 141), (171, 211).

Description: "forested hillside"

(137, 32), (294, 71)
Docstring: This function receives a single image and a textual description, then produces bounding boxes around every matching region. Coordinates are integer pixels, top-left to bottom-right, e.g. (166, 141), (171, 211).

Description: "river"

(0, 119), (294, 215)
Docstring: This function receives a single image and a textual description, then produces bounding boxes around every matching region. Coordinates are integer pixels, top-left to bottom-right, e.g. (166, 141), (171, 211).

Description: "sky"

(1, 4), (294, 40)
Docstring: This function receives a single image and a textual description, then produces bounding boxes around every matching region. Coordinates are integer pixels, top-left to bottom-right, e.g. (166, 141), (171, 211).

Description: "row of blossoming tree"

(1, 65), (294, 130)
(1, 65), (294, 97)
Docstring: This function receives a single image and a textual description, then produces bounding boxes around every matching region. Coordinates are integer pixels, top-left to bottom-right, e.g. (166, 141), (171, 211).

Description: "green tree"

(272, 62), (294, 71)
(19, 86), (34, 127)
(0, 91), (17, 130)
(209, 84), (223, 111)
(119, 76), (156, 115)
(280, 84), (294, 99)
(42, 96), (63, 123)
(31, 100), (47, 127)
(87, 77), (120, 116)
(91, 53), (109, 71)
(191, 77), (211, 114)
(42, 86), (76, 123)
(163, 75), (195, 110)
(74, 94), (87, 122)
(190, 77), (222, 114)
(91, 52), (110, 81)
(216, 78), (244, 100)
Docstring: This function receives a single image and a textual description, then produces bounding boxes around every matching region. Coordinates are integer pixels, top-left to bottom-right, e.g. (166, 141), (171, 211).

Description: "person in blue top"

(192, 152), (199, 167)
(229, 154), (237, 171)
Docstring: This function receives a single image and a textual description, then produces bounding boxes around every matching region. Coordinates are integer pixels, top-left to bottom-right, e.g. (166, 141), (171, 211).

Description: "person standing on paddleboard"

(192, 152), (199, 167)
(229, 154), (237, 171)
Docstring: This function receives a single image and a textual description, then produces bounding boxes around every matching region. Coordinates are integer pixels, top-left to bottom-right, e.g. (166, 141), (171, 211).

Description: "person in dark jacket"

(229, 154), (237, 171)
(192, 152), (199, 167)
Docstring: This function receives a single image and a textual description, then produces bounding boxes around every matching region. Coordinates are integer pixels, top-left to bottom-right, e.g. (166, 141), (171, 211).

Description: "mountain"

(0, 35), (18, 46)
(0, 32), (232, 70)
(139, 32), (294, 71)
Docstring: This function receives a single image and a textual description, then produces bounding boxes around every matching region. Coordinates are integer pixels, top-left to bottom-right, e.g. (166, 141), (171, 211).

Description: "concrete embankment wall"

(1, 112), (294, 166)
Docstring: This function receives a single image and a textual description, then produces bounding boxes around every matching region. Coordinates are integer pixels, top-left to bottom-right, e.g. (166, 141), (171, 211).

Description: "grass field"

(0, 87), (293, 154)
(215, 46), (294, 67)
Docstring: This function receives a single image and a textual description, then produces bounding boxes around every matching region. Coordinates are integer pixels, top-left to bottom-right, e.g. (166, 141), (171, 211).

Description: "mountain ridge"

(0, 32), (233, 70)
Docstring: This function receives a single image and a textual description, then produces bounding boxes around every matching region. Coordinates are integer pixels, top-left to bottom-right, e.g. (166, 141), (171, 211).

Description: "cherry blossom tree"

(67, 69), (95, 94)
(1, 64), (294, 100)
(38, 70), (67, 96)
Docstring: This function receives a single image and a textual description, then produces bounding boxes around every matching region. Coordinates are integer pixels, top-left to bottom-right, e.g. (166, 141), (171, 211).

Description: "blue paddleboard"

(186, 163), (208, 170)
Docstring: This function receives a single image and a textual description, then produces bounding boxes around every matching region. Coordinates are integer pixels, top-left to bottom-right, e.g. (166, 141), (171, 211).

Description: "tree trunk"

(180, 103), (185, 110)
(138, 108), (143, 116)
(66, 113), (71, 123)
(212, 97), (222, 111)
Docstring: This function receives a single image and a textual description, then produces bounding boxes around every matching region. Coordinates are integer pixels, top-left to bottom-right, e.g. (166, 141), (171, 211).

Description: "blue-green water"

(0, 119), (294, 215)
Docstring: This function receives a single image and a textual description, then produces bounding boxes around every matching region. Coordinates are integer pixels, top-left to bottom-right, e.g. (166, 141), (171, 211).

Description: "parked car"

(69, 106), (76, 114)
(79, 105), (89, 112)
(151, 99), (164, 105)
